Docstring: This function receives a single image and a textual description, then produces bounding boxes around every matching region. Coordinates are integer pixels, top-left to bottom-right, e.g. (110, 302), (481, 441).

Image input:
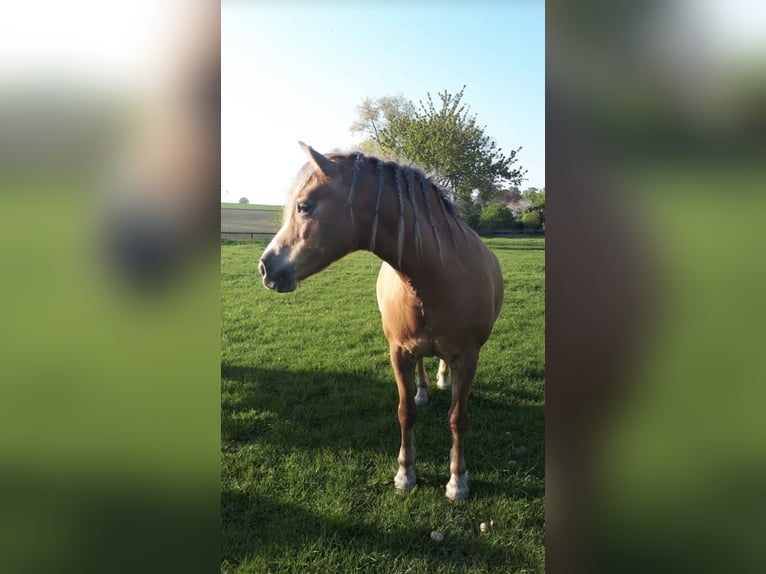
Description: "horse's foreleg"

(436, 359), (451, 389)
(390, 344), (418, 491)
(445, 350), (478, 500)
(414, 359), (429, 407)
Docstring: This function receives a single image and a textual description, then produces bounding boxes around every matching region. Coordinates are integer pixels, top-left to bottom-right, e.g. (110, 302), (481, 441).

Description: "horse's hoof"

(414, 389), (429, 407)
(445, 472), (469, 500)
(436, 375), (451, 390)
(394, 467), (417, 491)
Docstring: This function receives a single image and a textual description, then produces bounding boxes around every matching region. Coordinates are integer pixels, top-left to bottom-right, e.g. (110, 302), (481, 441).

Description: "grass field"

(222, 202), (283, 211)
(221, 206), (283, 234)
(221, 237), (545, 573)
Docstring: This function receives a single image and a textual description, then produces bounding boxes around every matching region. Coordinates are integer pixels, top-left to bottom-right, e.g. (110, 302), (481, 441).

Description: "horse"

(258, 142), (504, 500)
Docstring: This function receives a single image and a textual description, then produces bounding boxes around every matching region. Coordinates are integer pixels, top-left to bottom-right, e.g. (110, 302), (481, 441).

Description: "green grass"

(221, 237), (545, 573)
(222, 202), (283, 211)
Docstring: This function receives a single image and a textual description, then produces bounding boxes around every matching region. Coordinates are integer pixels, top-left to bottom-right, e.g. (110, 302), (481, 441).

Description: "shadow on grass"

(221, 362), (544, 568)
(222, 489), (519, 572)
(221, 363), (543, 473)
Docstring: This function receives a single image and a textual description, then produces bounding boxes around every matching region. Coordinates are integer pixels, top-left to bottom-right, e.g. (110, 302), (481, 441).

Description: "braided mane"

(330, 152), (465, 267)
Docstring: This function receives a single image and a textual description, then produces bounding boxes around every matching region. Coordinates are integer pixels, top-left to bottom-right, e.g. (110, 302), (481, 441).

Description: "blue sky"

(222, 1), (544, 205)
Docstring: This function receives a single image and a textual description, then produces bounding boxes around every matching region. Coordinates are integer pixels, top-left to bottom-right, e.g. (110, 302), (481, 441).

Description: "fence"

(221, 228), (543, 241)
(221, 231), (278, 241)
(479, 228), (545, 238)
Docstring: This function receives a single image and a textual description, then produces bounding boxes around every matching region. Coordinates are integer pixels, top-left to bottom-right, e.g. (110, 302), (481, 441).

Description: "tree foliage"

(238, 197), (249, 204)
(478, 202), (516, 231)
(522, 210), (542, 230)
(351, 86), (526, 212)
(507, 186), (544, 223)
(349, 94), (415, 158)
(522, 187), (545, 223)
(522, 187), (545, 209)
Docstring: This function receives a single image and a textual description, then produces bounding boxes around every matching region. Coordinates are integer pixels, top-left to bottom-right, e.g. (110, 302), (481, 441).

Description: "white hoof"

(436, 374), (451, 390)
(414, 387), (429, 407)
(395, 466), (417, 491)
(445, 472), (469, 500)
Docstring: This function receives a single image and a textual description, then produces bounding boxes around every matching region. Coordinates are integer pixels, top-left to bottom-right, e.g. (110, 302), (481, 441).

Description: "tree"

(522, 210), (542, 230)
(500, 185), (522, 205)
(350, 94), (415, 159)
(521, 187), (544, 208)
(350, 86), (526, 217)
(478, 202), (515, 231)
(239, 197), (249, 205)
(507, 186), (544, 223)
(522, 187), (545, 224)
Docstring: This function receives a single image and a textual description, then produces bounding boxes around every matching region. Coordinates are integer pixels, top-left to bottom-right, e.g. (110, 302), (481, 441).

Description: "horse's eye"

(296, 202), (313, 215)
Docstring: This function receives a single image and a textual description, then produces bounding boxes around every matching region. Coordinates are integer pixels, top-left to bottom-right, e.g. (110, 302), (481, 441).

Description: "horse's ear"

(299, 141), (340, 178)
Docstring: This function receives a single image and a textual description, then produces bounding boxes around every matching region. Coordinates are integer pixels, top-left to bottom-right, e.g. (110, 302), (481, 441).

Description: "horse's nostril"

(258, 260), (266, 278)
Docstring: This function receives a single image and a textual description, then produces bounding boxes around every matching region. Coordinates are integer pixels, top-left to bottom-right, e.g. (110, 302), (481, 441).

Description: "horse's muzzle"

(258, 254), (297, 293)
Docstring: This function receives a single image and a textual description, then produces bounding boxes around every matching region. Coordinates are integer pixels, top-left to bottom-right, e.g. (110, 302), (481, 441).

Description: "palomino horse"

(258, 142), (504, 500)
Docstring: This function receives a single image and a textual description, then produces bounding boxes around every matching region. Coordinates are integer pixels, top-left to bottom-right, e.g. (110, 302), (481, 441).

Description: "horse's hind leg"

(436, 359), (451, 390)
(445, 350), (478, 500)
(415, 359), (429, 407)
(390, 344), (418, 491)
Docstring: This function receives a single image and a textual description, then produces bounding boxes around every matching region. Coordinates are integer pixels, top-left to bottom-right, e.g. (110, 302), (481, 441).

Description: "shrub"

(239, 197), (249, 204)
(479, 203), (515, 231)
(521, 210), (542, 229)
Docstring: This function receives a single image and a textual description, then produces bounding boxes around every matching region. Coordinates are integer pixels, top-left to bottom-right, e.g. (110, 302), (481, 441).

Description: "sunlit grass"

(221, 238), (545, 573)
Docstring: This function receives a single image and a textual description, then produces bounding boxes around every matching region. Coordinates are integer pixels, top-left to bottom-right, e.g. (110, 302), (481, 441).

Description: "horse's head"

(259, 142), (358, 292)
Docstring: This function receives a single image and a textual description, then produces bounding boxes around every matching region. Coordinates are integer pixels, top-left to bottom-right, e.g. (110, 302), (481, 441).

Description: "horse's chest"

(382, 293), (470, 358)
(379, 295), (429, 343)
(376, 263), (453, 356)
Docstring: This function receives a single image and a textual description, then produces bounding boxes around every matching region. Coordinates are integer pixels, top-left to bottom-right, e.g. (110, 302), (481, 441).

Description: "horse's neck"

(352, 164), (462, 294)
(367, 207), (451, 298)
